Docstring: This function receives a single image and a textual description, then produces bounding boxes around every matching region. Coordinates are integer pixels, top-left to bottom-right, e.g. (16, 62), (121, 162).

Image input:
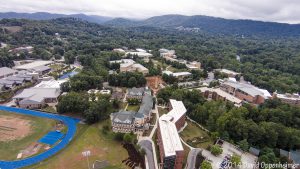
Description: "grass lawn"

(158, 107), (168, 117)
(126, 104), (140, 112)
(180, 121), (213, 149)
(41, 106), (57, 113)
(0, 111), (56, 160)
(49, 64), (65, 71)
(26, 120), (129, 169)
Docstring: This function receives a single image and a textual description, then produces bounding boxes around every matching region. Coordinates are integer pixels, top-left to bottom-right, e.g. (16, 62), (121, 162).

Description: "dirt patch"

(146, 76), (165, 95)
(0, 115), (32, 141)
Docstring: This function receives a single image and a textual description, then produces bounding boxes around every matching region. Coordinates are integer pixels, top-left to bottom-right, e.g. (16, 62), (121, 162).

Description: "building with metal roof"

(14, 60), (53, 71)
(0, 67), (18, 78)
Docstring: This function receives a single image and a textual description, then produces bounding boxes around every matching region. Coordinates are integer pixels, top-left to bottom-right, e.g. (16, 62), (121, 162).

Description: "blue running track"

(0, 106), (80, 169)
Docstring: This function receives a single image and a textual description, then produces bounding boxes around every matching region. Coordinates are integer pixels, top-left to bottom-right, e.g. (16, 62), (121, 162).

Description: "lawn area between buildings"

(180, 121), (213, 149)
(158, 107), (168, 117)
(0, 110), (56, 160)
(126, 104), (140, 112)
(26, 120), (129, 169)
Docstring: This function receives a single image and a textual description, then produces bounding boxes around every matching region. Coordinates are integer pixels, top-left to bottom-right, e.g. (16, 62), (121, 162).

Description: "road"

(186, 148), (202, 169)
(139, 140), (156, 169)
(203, 72), (214, 84)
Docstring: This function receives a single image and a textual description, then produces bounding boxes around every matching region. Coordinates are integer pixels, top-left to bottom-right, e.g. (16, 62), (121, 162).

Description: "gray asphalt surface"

(186, 148), (202, 169)
(138, 140), (155, 169)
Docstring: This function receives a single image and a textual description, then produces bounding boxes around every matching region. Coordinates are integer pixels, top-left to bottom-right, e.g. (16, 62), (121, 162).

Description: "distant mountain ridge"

(104, 14), (300, 37)
(0, 12), (112, 24)
(1, 12), (300, 37)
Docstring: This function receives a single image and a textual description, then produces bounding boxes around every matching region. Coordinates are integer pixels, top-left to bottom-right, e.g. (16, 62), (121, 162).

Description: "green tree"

(230, 154), (242, 168)
(201, 161), (212, 169)
(128, 77), (137, 87)
(210, 145), (223, 156)
(237, 139), (250, 152)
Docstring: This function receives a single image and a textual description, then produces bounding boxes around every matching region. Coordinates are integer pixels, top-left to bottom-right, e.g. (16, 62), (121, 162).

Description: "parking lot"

(201, 141), (257, 169)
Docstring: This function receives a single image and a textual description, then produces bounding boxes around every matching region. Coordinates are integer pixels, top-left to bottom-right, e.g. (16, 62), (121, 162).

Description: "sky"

(1, 0), (300, 24)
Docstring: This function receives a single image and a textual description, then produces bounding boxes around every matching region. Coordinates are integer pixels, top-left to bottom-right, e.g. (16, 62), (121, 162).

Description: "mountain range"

(0, 12), (112, 24)
(1, 12), (300, 37)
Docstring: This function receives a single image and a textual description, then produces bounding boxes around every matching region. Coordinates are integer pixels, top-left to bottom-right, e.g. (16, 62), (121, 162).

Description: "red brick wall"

(157, 123), (166, 165)
(175, 150), (184, 169)
(175, 114), (186, 130)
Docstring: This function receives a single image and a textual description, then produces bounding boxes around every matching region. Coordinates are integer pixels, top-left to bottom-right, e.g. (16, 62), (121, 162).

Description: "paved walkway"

(185, 148), (202, 169)
(139, 139), (155, 169)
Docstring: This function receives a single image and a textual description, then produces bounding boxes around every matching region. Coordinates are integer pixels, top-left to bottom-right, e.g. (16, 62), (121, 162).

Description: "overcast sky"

(1, 0), (300, 24)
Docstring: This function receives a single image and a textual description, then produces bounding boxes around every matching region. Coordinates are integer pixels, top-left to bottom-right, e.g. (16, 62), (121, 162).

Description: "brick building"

(157, 99), (187, 169)
(220, 80), (271, 105)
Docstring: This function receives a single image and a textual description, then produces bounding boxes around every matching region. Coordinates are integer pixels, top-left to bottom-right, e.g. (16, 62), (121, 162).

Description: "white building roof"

(0, 67), (17, 77)
(162, 70), (173, 76)
(159, 115), (184, 157)
(136, 48), (147, 53)
(276, 93), (300, 101)
(14, 61), (54, 70)
(14, 88), (60, 103)
(172, 72), (192, 77)
(158, 99), (186, 157)
(126, 52), (153, 58)
(167, 99), (187, 123)
(219, 69), (240, 76)
(132, 63), (148, 71)
(223, 80), (271, 99)
(34, 79), (67, 89)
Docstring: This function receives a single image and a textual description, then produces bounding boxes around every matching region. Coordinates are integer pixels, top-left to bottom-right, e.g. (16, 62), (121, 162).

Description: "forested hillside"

(0, 18), (299, 93)
(105, 14), (300, 37)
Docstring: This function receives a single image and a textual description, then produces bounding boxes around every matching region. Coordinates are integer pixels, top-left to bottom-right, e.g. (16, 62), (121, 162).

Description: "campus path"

(0, 106), (80, 169)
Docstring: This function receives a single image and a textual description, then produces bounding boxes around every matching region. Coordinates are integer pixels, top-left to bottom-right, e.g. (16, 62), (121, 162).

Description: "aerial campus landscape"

(1, 1), (300, 169)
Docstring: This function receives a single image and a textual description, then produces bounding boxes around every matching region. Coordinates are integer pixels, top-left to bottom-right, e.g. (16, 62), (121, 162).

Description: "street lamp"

(82, 150), (91, 169)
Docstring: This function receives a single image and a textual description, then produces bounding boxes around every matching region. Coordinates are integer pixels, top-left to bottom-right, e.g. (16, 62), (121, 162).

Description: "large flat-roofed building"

(186, 61), (201, 70)
(163, 71), (192, 81)
(198, 87), (242, 107)
(13, 88), (60, 109)
(110, 59), (149, 74)
(157, 99), (186, 169)
(14, 60), (53, 71)
(13, 79), (65, 109)
(273, 92), (300, 107)
(157, 116), (184, 169)
(215, 69), (241, 78)
(0, 72), (35, 89)
(0, 67), (18, 78)
(220, 80), (271, 105)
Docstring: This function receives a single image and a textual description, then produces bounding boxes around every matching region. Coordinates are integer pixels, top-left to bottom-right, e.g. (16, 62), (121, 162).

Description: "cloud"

(0, 0), (300, 23)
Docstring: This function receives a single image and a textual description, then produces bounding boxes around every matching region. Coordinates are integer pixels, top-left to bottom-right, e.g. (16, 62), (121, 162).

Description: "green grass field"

(0, 111), (56, 160)
(26, 120), (129, 169)
(180, 121), (213, 149)
(126, 104), (140, 112)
